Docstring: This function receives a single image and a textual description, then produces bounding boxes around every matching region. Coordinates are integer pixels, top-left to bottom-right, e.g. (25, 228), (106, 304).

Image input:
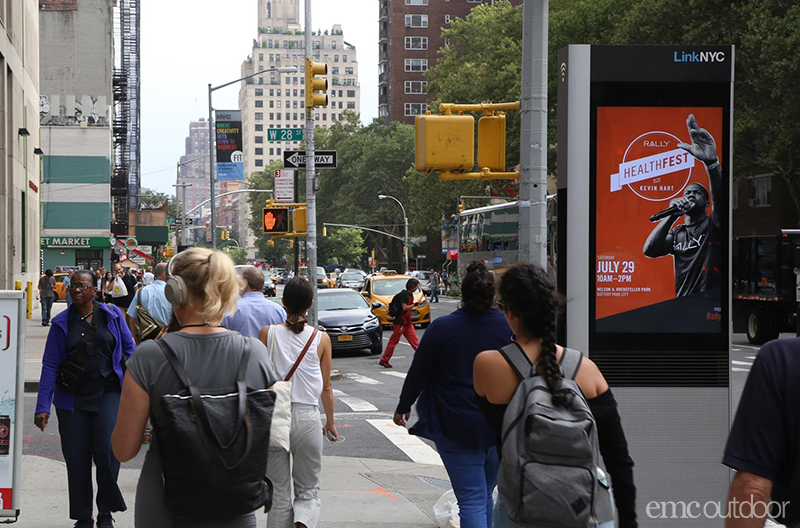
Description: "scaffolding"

(112, 0), (141, 235)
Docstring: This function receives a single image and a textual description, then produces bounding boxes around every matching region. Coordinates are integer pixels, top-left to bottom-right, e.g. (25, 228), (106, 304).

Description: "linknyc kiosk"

(557, 45), (733, 526)
(0, 291), (25, 522)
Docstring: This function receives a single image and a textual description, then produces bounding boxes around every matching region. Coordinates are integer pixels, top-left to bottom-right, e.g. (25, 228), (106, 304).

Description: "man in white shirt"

(222, 266), (286, 337)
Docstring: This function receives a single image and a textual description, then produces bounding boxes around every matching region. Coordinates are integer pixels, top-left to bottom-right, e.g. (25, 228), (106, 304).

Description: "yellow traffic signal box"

(305, 58), (328, 111)
(263, 208), (290, 234)
(292, 208), (307, 234)
(415, 114), (475, 172)
(478, 114), (506, 171)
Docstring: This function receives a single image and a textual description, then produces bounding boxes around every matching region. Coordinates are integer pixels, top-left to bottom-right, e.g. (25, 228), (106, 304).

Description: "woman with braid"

(473, 263), (637, 528)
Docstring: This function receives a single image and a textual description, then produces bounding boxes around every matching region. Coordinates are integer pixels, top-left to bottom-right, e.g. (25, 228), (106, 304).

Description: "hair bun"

(466, 261), (487, 275)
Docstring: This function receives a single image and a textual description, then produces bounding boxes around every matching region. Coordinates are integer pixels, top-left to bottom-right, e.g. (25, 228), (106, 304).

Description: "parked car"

(317, 289), (383, 355)
(234, 265), (276, 297)
(361, 271), (431, 328)
(410, 270), (432, 295)
(336, 272), (366, 290)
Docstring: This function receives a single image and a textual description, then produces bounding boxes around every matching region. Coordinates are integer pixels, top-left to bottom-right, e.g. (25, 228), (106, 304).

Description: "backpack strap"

(498, 342), (535, 380)
(559, 347), (584, 381)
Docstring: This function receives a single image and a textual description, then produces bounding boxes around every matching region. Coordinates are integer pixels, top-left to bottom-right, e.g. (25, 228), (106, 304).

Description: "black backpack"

(155, 337), (276, 522)
(388, 291), (405, 319)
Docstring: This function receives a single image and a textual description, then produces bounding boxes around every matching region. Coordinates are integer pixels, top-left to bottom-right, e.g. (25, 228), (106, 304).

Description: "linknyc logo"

(673, 50), (726, 63)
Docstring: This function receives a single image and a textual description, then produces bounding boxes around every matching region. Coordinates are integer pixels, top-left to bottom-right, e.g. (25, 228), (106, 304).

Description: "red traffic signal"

(263, 208), (290, 234)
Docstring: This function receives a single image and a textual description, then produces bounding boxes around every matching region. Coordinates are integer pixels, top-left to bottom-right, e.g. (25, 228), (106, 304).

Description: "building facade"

(0, 0), (41, 289)
(39, 0), (115, 272)
(237, 0), (360, 259)
(378, 0), (521, 124)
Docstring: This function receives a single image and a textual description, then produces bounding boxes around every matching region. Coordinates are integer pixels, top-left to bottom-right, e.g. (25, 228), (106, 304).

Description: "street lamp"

(208, 65), (298, 249)
(378, 194), (409, 274)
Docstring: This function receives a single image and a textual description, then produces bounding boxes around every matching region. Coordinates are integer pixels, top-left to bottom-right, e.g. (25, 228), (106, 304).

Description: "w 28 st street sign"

(283, 150), (337, 169)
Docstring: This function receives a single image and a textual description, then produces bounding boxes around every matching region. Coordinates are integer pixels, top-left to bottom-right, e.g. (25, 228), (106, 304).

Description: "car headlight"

(363, 317), (380, 330)
(375, 302), (388, 311)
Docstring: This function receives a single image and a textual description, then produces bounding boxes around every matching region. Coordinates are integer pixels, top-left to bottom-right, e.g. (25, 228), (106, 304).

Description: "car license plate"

(338, 335), (353, 342)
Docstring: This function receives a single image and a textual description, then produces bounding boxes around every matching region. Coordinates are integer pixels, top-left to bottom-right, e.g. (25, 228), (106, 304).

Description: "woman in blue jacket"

(34, 269), (136, 528)
(393, 262), (511, 528)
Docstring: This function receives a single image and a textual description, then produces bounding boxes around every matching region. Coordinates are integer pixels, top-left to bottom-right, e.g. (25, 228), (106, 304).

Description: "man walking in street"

(63, 269), (74, 307)
(111, 263), (138, 310)
(430, 269), (441, 303)
(126, 262), (172, 343)
(380, 278), (421, 368)
(721, 338), (800, 527)
(38, 269), (56, 326)
(221, 266), (286, 337)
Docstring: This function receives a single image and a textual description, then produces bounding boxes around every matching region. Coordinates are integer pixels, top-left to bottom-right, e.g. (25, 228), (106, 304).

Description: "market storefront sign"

(41, 237), (111, 248)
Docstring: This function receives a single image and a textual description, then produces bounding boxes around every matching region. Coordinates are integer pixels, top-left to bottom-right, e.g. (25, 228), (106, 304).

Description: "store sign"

(40, 237), (110, 248)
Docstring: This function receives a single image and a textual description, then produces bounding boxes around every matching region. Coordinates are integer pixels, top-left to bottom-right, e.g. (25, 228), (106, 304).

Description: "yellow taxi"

(361, 271), (431, 328)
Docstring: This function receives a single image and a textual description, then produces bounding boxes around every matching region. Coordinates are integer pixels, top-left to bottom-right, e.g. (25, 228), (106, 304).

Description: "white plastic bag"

(433, 489), (460, 528)
(112, 275), (128, 298)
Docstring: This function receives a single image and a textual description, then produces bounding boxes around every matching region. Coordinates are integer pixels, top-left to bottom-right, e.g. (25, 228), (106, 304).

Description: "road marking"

(745, 355), (757, 360)
(381, 337), (414, 348)
(738, 344), (762, 350)
(345, 373), (382, 385)
(333, 389), (378, 412)
(732, 348), (741, 352)
(731, 360), (752, 366)
(732, 368), (750, 373)
(367, 419), (443, 466)
(381, 372), (407, 379)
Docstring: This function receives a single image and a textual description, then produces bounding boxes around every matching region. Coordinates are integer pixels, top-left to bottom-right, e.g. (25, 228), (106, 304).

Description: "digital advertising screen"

(594, 106), (725, 334)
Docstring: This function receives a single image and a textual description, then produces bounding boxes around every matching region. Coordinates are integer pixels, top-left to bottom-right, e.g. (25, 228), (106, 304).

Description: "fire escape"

(112, 0), (141, 235)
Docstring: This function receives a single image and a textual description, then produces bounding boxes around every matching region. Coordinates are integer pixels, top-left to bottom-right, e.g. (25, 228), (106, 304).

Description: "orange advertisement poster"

(595, 106), (724, 332)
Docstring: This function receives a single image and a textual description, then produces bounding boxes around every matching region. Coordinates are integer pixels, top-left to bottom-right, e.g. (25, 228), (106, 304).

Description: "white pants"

(266, 403), (323, 528)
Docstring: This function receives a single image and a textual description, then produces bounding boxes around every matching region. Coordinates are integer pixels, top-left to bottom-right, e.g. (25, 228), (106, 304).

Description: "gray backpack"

(497, 343), (614, 527)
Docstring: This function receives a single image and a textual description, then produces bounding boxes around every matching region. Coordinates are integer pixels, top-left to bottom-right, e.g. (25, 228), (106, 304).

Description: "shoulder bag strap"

(267, 325), (275, 362)
(284, 328), (318, 382)
(559, 348), (584, 381)
(498, 342), (535, 381)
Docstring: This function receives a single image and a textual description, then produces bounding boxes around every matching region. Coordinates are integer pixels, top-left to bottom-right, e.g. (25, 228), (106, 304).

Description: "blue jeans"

(493, 490), (616, 528)
(431, 286), (439, 302)
(437, 444), (500, 528)
(41, 296), (54, 324)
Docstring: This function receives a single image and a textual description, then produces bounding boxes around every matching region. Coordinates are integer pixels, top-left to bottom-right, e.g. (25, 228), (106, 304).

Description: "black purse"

(155, 337), (276, 522)
(56, 302), (100, 393)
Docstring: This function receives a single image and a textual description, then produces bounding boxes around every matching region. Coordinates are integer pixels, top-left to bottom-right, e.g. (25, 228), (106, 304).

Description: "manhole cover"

(362, 472), (451, 491)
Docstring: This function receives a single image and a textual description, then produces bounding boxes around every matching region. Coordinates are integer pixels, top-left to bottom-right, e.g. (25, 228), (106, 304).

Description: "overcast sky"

(140, 0), (378, 194)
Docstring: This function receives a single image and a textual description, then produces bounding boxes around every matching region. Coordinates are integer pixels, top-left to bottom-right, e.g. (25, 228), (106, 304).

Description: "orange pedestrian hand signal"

(262, 207), (289, 234)
(264, 212), (276, 230)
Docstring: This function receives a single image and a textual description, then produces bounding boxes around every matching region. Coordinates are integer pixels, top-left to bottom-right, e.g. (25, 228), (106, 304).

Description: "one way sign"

(283, 150), (338, 169)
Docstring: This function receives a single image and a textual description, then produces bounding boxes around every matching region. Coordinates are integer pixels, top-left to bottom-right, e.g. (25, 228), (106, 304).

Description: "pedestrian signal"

(415, 114), (475, 172)
(263, 208), (290, 234)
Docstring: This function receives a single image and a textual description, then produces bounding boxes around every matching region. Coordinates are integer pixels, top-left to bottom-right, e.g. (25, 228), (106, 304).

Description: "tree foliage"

(318, 227), (366, 267)
(140, 190), (179, 221)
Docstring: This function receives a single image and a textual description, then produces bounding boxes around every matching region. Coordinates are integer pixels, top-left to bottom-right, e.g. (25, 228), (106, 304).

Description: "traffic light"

(263, 207), (290, 234)
(291, 207), (307, 234)
(162, 249), (167, 258)
(477, 114), (506, 171)
(221, 230), (229, 241)
(305, 57), (328, 111)
(267, 239), (275, 247)
(459, 202), (466, 213)
(322, 226), (327, 237)
(415, 113), (475, 172)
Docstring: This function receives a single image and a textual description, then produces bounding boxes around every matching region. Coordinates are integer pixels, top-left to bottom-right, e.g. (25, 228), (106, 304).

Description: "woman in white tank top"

(258, 277), (336, 528)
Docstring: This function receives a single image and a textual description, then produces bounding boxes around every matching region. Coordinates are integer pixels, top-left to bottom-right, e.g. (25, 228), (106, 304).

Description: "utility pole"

(519, 0), (548, 267)
(173, 181), (191, 245)
(305, 0), (318, 325)
(208, 85), (217, 250)
(294, 168), (300, 273)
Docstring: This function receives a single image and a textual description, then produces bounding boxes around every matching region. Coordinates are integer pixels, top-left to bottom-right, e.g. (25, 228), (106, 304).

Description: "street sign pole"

(305, 0), (318, 326)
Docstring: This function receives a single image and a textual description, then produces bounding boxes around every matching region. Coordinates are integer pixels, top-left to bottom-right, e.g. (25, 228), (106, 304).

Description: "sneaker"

(73, 519), (93, 528)
(96, 513), (114, 528)
(379, 360), (392, 368)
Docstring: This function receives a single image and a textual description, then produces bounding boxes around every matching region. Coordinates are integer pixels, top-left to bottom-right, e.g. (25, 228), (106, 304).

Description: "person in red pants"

(380, 279), (421, 368)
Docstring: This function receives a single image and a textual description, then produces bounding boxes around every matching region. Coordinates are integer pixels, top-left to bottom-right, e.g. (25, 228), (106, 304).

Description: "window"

(255, 100), (264, 108)
(343, 55), (347, 62)
(405, 36), (428, 50)
(405, 58), (428, 72)
(268, 39), (273, 48)
(269, 89), (274, 96)
(255, 148), (263, 155)
(293, 113), (298, 120)
(277, 148), (282, 154)
(277, 89), (281, 96)
(749, 176), (772, 207)
(467, 0), (481, 3)
(269, 113), (274, 120)
(285, 112), (290, 120)
(345, 67), (354, 75)
(270, 148), (274, 155)
(269, 53), (274, 61)
(259, 53), (264, 61)
(339, 101), (343, 109)
(404, 81), (428, 94)
(332, 67), (340, 75)
(285, 77), (290, 84)
(404, 103), (428, 116)
(405, 14), (428, 28)
(255, 112), (264, 120)
(322, 113), (327, 121)
(276, 101), (281, 108)
(255, 136), (264, 144)
(406, 0), (428, 4)
(332, 40), (337, 49)
(283, 40), (288, 48)
(270, 100), (274, 108)
(347, 90), (356, 97)
(255, 124), (263, 131)
(293, 101), (298, 108)
(255, 159), (264, 167)
(347, 101), (355, 109)
(445, 14), (451, 23)
(293, 89), (298, 96)
(255, 89), (263, 96)
(334, 55), (339, 62)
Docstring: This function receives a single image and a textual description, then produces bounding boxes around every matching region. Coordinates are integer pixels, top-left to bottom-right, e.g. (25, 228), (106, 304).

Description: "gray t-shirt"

(39, 276), (55, 298)
(127, 330), (279, 528)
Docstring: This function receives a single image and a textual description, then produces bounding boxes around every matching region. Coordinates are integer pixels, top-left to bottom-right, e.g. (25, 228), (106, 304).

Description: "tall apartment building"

(39, 0), (115, 272)
(378, 0), (521, 124)
(0, 0), (40, 289)
(237, 0), (360, 259)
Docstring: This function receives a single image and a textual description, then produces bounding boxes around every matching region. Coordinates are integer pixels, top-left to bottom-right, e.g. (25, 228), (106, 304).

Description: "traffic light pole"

(305, 0), (318, 326)
(519, 0), (548, 268)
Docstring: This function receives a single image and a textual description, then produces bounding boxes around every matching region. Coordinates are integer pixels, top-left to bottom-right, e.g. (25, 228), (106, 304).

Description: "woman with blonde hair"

(112, 248), (280, 528)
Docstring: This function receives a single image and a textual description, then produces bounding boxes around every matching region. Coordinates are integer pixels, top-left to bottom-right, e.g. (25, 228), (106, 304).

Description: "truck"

(733, 230), (800, 344)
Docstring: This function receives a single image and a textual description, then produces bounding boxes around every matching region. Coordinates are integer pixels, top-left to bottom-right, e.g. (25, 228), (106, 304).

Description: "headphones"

(164, 253), (188, 307)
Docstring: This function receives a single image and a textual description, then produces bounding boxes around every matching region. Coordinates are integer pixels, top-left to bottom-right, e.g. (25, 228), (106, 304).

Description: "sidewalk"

(12, 455), (449, 527)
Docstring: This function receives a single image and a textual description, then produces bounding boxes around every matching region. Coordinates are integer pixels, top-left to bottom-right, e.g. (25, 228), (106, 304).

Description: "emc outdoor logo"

(674, 50), (726, 63)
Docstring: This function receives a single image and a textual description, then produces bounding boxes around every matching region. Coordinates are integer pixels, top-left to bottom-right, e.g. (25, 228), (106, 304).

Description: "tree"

(318, 227), (366, 268)
(139, 190), (180, 222)
(226, 247), (247, 265)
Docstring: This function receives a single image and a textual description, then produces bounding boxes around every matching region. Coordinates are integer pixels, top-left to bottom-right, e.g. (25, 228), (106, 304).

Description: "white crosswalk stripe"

(333, 389), (379, 412)
(345, 373), (382, 385)
(732, 368), (750, 373)
(367, 419), (443, 466)
(381, 371), (407, 379)
(745, 355), (757, 360)
(731, 360), (752, 366)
